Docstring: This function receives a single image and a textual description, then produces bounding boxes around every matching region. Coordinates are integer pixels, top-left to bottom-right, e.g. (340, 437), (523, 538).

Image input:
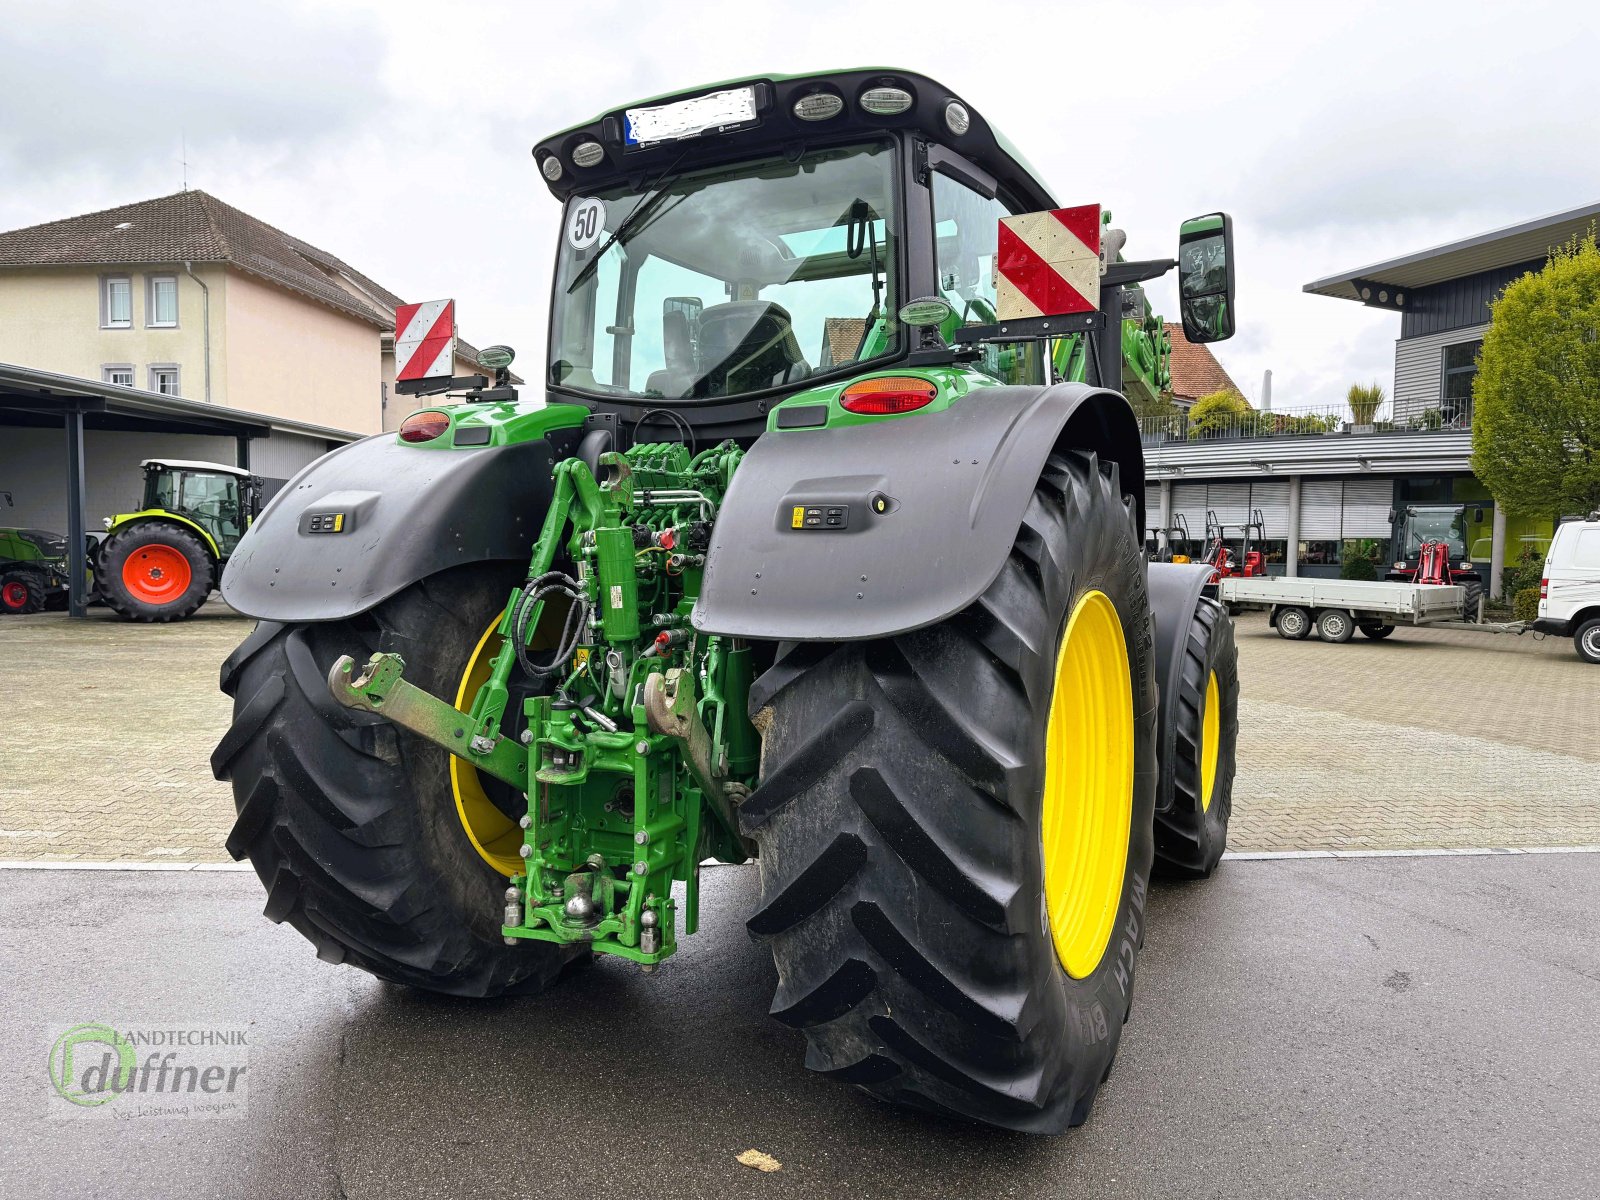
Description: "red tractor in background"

(1203, 508), (1266, 584)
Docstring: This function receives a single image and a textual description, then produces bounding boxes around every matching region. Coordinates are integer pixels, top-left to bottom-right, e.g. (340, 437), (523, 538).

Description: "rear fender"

(221, 429), (578, 622)
(107, 511), (221, 559)
(693, 382), (1143, 641)
(1146, 561), (1218, 813)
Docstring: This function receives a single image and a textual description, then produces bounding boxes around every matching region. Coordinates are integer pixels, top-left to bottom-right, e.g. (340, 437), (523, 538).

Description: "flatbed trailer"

(1217, 576), (1530, 643)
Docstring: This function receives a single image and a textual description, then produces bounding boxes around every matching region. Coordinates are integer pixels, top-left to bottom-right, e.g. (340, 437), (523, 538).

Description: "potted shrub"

(1347, 381), (1384, 433)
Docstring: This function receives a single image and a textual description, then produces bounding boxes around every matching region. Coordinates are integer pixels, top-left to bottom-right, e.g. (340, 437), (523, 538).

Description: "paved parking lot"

(1, 605), (1596, 863)
(5, 854), (1597, 1198)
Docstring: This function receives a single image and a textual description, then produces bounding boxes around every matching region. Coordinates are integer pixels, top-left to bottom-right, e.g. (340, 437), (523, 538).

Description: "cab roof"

(532, 68), (1056, 211)
(140, 458), (252, 477)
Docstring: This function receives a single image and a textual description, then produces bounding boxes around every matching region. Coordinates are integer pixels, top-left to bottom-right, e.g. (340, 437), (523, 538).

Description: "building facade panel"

(1392, 324), (1488, 421)
(223, 271), (383, 435)
(1398, 260), (1540, 339)
(0, 265), (222, 398)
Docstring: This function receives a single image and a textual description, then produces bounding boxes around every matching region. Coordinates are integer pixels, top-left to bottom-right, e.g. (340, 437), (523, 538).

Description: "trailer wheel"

(744, 450), (1156, 1133)
(1274, 606), (1311, 640)
(212, 563), (581, 997)
(1153, 596), (1238, 879)
(99, 522), (213, 622)
(1, 569), (46, 614)
(1358, 622), (1394, 640)
(1575, 618), (1600, 664)
(1316, 608), (1355, 643)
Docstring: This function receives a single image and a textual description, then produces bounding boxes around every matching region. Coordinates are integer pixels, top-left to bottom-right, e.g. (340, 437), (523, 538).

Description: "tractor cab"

(532, 69), (1233, 442)
(1388, 503), (1483, 590)
(137, 459), (261, 558)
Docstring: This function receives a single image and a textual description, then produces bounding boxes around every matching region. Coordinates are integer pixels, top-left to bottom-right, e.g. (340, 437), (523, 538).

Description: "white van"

(1534, 515), (1600, 663)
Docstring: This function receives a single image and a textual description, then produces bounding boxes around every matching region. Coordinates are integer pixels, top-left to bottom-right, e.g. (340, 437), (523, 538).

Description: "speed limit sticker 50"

(567, 198), (606, 249)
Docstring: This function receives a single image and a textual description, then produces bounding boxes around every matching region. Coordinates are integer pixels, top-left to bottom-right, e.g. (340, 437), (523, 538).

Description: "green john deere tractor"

(212, 69), (1240, 1133)
(99, 458), (263, 621)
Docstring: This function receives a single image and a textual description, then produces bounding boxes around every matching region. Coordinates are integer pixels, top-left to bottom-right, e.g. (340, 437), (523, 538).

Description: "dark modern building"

(1142, 200), (1598, 594)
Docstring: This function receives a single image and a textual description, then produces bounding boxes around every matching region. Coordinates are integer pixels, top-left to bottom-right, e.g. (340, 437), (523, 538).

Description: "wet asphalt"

(3, 853), (1597, 1199)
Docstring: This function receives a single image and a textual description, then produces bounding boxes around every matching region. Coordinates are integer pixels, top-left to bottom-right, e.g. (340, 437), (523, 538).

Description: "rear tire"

(1, 569), (45, 614)
(1274, 606), (1311, 640)
(99, 522), (213, 622)
(1316, 608), (1355, 643)
(1575, 618), (1600, 664)
(1358, 622), (1394, 640)
(1153, 597), (1238, 879)
(743, 451), (1157, 1133)
(211, 563), (579, 996)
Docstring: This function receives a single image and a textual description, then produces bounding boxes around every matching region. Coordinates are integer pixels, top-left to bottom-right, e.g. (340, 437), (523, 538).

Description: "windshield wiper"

(565, 150), (689, 295)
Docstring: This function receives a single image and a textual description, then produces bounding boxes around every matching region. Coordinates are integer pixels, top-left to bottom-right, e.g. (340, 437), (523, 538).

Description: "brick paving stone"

(1, 607), (1595, 863)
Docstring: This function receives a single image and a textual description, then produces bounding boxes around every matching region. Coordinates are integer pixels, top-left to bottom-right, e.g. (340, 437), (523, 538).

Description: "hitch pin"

(582, 706), (619, 733)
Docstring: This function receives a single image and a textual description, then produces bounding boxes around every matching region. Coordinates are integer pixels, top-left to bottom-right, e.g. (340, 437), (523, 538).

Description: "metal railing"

(1138, 400), (1473, 445)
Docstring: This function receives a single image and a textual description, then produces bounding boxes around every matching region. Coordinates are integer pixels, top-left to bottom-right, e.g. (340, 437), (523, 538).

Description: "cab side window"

(930, 172), (1045, 386)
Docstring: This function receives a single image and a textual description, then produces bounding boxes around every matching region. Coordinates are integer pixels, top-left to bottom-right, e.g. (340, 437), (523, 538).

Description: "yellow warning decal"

(333, 513), (345, 532)
(791, 506), (805, 529)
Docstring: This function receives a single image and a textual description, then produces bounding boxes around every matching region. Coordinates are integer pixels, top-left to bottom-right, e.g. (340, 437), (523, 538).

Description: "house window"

(102, 275), (133, 328)
(1441, 339), (1482, 421)
(147, 275), (178, 327)
(102, 365), (134, 387)
(148, 364), (181, 396)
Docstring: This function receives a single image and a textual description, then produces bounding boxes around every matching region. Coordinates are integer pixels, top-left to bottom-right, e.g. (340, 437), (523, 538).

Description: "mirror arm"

(1103, 258), (1176, 287)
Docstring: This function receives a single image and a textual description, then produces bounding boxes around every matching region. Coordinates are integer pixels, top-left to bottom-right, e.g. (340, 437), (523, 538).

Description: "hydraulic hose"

(512, 571), (589, 678)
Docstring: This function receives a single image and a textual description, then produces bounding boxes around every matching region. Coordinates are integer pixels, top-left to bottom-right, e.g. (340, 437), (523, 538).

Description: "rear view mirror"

(1178, 212), (1235, 343)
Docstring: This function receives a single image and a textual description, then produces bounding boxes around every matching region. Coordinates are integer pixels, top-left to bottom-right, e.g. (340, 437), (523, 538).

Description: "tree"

(1186, 388), (1253, 439)
(1472, 231), (1600, 516)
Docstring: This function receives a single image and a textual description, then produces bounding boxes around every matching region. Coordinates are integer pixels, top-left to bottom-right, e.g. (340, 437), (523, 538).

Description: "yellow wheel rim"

(1199, 670), (1221, 813)
(1041, 590), (1134, 980)
(451, 613), (525, 877)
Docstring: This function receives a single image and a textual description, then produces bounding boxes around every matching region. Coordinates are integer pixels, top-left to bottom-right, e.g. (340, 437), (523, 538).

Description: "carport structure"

(0, 361), (357, 617)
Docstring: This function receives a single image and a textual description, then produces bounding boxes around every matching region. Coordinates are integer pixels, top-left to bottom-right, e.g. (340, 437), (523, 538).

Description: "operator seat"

(644, 309), (697, 398)
(694, 301), (810, 396)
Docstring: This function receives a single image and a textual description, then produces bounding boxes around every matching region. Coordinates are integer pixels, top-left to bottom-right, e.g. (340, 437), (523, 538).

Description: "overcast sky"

(3, 0), (1596, 413)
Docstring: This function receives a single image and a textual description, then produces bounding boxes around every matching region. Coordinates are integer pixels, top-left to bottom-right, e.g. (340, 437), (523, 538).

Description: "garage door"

(1206, 482), (1251, 529)
(1171, 483), (1209, 537)
(1249, 480), (1290, 538)
(1301, 480), (1344, 540)
(1342, 479), (1394, 538)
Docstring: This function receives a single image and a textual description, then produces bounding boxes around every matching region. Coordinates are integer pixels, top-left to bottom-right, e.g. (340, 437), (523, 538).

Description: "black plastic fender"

(1146, 561), (1218, 813)
(221, 433), (562, 622)
(693, 382), (1143, 641)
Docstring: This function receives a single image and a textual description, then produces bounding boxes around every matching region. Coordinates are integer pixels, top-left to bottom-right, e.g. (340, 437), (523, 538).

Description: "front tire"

(1, 569), (45, 614)
(1275, 606), (1311, 640)
(1316, 608), (1355, 643)
(743, 451), (1156, 1133)
(99, 522), (213, 622)
(211, 564), (578, 996)
(1358, 621), (1394, 640)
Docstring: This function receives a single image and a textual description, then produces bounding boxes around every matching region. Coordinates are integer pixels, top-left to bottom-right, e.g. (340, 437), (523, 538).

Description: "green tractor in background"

(99, 458), (262, 622)
(212, 69), (1241, 1133)
(1, 491), (71, 613)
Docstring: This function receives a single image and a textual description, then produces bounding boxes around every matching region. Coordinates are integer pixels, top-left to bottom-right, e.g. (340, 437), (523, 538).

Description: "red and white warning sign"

(394, 298), (457, 382)
(995, 205), (1102, 320)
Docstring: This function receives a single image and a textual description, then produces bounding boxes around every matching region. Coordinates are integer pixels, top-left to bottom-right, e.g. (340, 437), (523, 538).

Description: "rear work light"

(399, 410), (450, 443)
(839, 376), (937, 416)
